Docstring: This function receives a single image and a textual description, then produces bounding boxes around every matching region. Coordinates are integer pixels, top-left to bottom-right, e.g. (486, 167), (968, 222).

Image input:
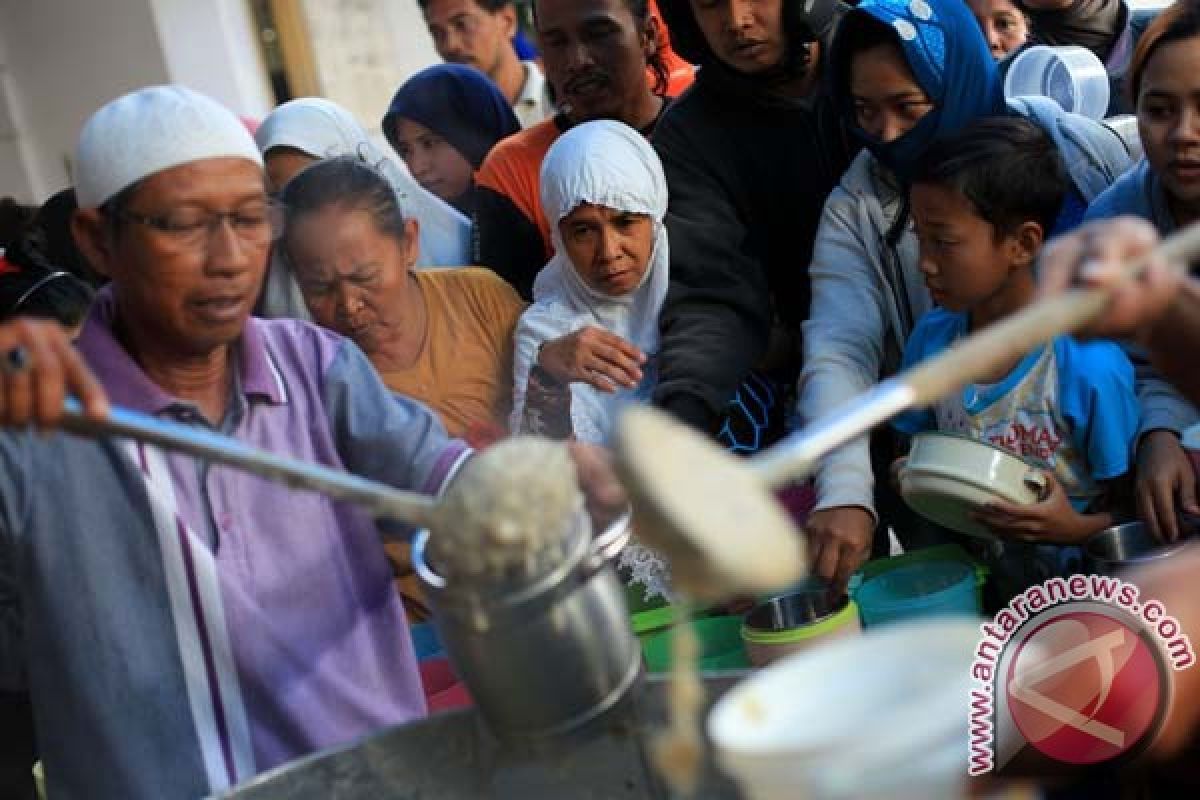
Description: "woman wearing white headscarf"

(510, 119), (669, 446)
(511, 119), (674, 603)
(254, 97), (471, 319)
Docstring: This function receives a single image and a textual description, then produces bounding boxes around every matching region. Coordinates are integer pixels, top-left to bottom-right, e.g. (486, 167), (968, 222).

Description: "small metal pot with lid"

(413, 511), (640, 745)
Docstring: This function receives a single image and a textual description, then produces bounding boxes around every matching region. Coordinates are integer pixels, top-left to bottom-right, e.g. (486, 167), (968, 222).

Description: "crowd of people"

(3, 0), (1200, 797)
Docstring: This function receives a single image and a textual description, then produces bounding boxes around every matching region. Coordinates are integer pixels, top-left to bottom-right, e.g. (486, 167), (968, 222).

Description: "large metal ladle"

(615, 222), (1200, 598)
(59, 397), (439, 527)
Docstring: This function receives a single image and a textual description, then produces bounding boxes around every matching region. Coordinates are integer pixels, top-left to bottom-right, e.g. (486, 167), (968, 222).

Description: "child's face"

(911, 182), (1023, 312)
(966, 0), (1029, 60)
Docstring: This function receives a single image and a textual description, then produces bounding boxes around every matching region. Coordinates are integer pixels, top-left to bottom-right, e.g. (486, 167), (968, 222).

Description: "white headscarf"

(254, 97), (471, 318)
(510, 120), (670, 445)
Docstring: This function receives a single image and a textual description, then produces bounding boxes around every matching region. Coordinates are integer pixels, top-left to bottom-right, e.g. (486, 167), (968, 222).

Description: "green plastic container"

(640, 615), (749, 673)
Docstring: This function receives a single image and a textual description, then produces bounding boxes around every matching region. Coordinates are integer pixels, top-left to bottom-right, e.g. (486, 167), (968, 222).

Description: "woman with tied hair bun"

(254, 97), (471, 320)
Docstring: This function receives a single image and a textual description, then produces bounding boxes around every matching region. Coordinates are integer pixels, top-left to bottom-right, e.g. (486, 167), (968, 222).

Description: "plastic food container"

(854, 559), (981, 628)
(709, 618), (981, 800)
(641, 615), (749, 672)
(742, 579), (861, 667)
(1004, 45), (1110, 120)
(900, 432), (1047, 539)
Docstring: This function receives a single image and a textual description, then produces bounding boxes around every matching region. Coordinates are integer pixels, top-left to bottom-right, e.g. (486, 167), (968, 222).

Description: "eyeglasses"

(112, 202), (282, 249)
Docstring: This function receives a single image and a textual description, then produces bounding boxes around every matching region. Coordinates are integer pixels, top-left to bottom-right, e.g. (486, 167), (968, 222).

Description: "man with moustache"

(472, 0), (672, 300)
(0, 85), (625, 800)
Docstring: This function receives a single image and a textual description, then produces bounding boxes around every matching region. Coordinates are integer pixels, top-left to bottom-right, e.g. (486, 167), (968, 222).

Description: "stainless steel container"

(1084, 520), (1195, 574)
(744, 579), (847, 631)
(741, 578), (861, 666)
(413, 512), (640, 745)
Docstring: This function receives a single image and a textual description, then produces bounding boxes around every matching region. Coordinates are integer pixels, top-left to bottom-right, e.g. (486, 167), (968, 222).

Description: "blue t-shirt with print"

(894, 308), (1138, 510)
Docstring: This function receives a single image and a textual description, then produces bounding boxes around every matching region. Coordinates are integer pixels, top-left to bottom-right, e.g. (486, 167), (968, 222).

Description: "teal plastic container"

(854, 560), (981, 628)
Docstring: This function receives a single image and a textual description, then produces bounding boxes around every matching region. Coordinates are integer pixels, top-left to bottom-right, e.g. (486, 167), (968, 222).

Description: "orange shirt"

(474, 115), (564, 263)
(379, 268), (525, 442)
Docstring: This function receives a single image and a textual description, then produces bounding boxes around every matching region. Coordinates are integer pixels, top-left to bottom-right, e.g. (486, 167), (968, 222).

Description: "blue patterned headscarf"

(831, 0), (1004, 180)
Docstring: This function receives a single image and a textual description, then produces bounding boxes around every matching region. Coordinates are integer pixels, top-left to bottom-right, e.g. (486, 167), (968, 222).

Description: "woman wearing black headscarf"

(383, 64), (521, 216)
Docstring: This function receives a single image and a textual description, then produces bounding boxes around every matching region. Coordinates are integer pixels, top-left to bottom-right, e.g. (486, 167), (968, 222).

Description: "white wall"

(0, 0), (438, 203)
(302, 0), (440, 135)
(0, 0), (171, 202)
(0, 30), (37, 202)
(150, 0), (275, 119)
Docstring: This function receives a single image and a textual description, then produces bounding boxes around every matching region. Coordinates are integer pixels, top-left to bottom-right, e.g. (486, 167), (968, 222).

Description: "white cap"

(74, 85), (264, 209)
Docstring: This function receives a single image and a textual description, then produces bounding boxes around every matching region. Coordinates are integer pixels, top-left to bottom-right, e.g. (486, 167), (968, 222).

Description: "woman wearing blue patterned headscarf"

(830, 0), (1005, 180)
(797, 0), (1132, 588)
(384, 64), (521, 215)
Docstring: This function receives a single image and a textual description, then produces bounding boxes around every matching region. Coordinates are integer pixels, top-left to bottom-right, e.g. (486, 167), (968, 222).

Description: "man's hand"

(567, 441), (628, 533)
(1136, 431), (1200, 543)
(1037, 216), (1179, 340)
(0, 318), (108, 428)
(538, 326), (646, 393)
(804, 506), (874, 590)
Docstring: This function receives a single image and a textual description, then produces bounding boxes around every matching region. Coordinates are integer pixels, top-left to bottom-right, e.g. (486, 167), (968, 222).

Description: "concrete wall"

(150, 0), (276, 120)
(301, 0), (439, 136)
(0, 30), (36, 203)
(0, 0), (172, 202)
(0, 0), (438, 204)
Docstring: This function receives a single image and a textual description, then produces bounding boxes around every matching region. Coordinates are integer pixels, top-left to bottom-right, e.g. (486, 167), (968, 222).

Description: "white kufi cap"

(74, 85), (263, 209)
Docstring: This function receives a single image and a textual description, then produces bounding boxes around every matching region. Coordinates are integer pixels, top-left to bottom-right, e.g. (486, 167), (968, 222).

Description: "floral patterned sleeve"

(517, 364), (575, 441)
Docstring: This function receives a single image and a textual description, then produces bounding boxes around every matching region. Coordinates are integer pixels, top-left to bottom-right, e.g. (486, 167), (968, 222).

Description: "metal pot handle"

(413, 509), (631, 590)
(1023, 469), (1050, 500)
(411, 529), (446, 590)
(585, 508), (632, 573)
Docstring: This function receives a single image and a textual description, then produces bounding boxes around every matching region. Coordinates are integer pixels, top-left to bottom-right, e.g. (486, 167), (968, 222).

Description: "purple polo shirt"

(74, 290), (470, 776)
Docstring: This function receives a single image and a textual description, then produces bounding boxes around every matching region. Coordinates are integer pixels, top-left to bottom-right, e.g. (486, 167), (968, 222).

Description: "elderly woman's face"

(966, 0), (1029, 60)
(95, 158), (271, 356)
(285, 205), (418, 353)
(559, 203), (654, 296)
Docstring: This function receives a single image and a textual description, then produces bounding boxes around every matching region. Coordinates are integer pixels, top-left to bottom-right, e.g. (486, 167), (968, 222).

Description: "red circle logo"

(1006, 611), (1162, 765)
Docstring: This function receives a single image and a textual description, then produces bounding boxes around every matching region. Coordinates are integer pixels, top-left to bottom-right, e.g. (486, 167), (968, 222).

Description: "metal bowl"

(744, 579), (848, 632)
(1084, 520), (1196, 574)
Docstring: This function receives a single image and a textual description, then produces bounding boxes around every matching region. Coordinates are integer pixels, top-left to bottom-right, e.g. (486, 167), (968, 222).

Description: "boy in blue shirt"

(894, 118), (1138, 590)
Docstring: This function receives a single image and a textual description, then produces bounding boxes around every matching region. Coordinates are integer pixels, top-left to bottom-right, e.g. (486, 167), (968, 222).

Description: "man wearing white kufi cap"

(0, 85), (632, 800)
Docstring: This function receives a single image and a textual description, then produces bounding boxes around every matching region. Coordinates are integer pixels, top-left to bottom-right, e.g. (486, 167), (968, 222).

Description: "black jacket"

(650, 6), (856, 432)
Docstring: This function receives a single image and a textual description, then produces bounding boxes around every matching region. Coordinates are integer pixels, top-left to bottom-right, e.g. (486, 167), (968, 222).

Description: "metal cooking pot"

(1084, 520), (1196, 575)
(413, 511), (640, 744)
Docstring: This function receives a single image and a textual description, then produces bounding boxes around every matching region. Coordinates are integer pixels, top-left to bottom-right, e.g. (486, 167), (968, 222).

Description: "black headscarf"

(5, 189), (107, 288)
(656, 0), (841, 89)
(1020, 0), (1129, 64)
